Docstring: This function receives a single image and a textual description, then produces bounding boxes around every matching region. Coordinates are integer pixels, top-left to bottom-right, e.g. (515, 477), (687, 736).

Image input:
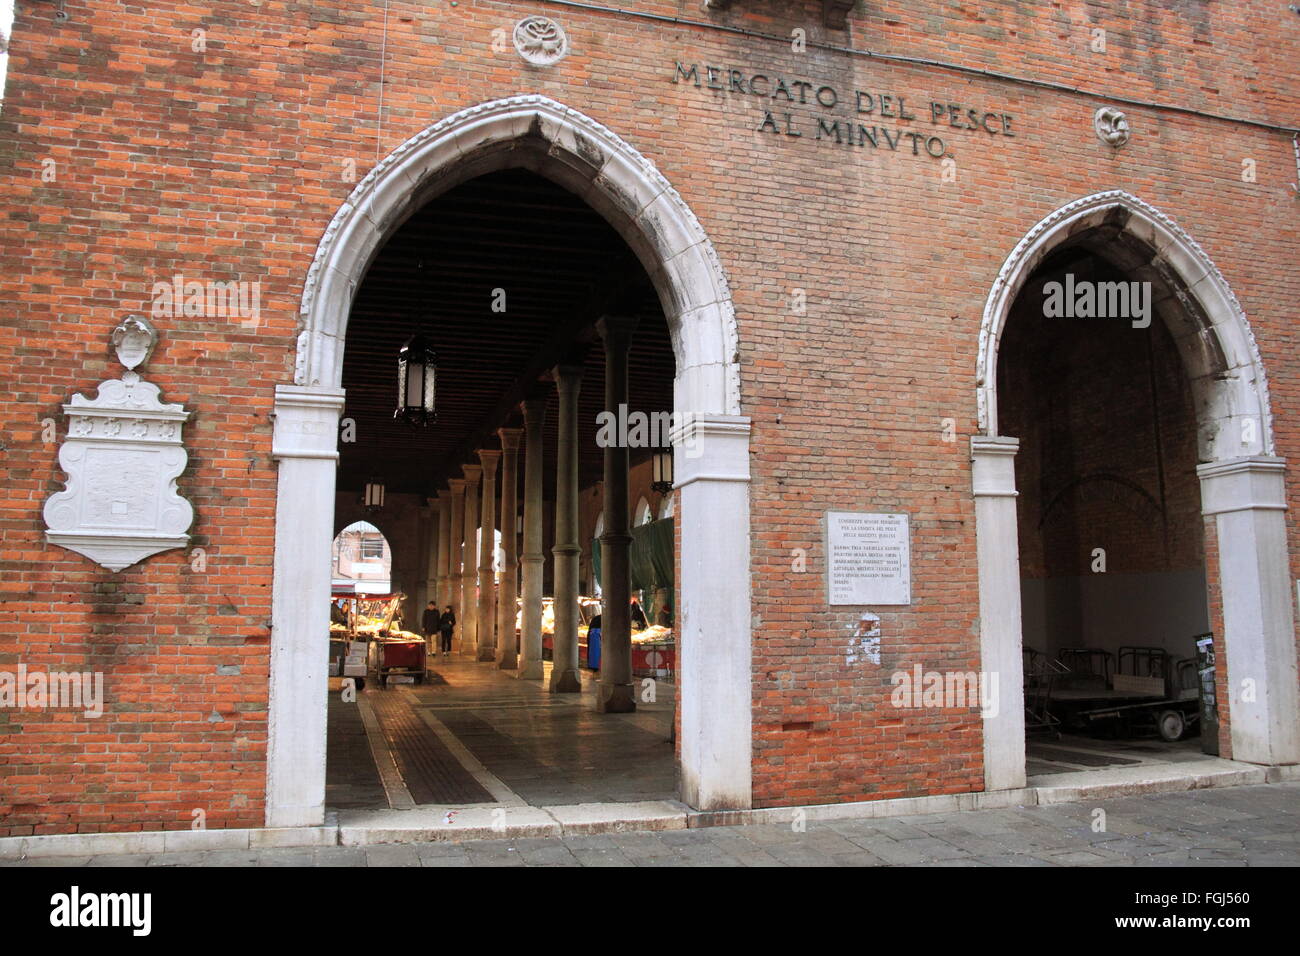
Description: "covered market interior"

(321, 168), (684, 814)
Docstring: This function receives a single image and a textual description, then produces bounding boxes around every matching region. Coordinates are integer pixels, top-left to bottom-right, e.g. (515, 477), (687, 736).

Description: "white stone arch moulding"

(267, 95), (753, 827)
(975, 189), (1276, 462)
(294, 94), (742, 417)
(971, 189), (1298, 790)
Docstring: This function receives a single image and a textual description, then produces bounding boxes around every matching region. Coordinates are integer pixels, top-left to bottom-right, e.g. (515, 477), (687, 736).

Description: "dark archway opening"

(999, 239), (1216, 775)
(325, 168), (679, 814)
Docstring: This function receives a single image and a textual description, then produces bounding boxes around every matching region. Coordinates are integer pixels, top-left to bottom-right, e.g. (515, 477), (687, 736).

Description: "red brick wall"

(1, 0), (1297, 829)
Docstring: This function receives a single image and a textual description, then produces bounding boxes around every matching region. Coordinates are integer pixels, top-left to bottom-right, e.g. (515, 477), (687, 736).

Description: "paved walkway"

(10, 781), (1296, 867)
(1027, 734), (1217, 778)
(329, 654), (677, 812)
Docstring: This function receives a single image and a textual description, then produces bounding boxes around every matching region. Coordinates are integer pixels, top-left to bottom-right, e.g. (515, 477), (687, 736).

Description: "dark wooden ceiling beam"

(430, 259), (650, 493)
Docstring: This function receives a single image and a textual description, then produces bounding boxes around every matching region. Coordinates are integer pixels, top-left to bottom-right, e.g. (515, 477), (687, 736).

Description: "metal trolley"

(374, 637), (428, 688)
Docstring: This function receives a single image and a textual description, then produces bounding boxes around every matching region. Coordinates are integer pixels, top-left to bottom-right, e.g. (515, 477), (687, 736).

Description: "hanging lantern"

(395, 333), (436, 425)
(650, 448), (674, 494)
(362, 480), (385, 513)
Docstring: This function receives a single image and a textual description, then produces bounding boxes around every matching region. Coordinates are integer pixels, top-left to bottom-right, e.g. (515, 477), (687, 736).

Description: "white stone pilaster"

(673, 413), (752, 810)
(971, 435), (1027, 791)
(266, 384), (345, 827)
(1198, 456), (1299, 765)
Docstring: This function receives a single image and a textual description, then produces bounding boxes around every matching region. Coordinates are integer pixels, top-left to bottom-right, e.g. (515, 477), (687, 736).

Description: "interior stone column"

(418, 504), (437, 633)
(550, 365), (583, 694)
(519, 396), (547, 680)
(971, 435), (1027, 791)
(596, 316), (638, 713)
(460, 463), (481, 656)
(446, 480), (466, 643)
(435, 490), (452, 610)
(1198, 455), (1300, 765)
(477, 449), (501, 663)
(497, 428), (523, 669)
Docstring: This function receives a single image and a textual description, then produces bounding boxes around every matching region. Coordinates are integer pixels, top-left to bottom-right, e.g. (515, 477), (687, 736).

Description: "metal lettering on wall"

(43, 315), (194, 572)
(671, 61), (1021, 160)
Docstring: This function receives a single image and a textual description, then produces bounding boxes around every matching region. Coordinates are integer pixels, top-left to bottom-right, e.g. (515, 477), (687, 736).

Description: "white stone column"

(971, 435), (1027, 791)
(673, 413), (753, 810)
(550, 365), (583, 694)
(266, 384), (345, 828)
(520, 396), (547, 681)
(477, 449), (501, 663)
(460, 464), (481, 656)
(446, 479), (466, 649)
(1197, 455), (1300, 765)
(497, 428), (523, 669)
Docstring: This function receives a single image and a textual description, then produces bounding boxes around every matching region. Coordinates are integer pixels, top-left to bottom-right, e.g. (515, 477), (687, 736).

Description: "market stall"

(514, 596), (601, 665)
(328, 590), (426, 688)
(632, 624), (674, 678)
(593, 516), (676, 676)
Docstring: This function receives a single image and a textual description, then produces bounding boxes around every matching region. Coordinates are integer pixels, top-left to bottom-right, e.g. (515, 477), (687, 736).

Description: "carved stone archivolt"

(295, 95), (742, 417)
(43, 316), (194, 572)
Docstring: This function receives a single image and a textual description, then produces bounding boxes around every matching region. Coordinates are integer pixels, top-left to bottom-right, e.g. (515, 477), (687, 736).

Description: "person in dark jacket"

(330, 599), (349, 626)
(421, 601), (440, 652)
(630, 599), (648, 630)
(438, 606), (456, 654)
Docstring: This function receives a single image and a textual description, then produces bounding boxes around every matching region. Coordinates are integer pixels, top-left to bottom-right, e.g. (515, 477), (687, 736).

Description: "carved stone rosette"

(43, 356), (194, 572)
(513, 16), (568, 66)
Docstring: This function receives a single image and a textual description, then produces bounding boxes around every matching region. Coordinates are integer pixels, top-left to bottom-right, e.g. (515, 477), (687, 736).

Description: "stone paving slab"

(4, 780), (1297, 868)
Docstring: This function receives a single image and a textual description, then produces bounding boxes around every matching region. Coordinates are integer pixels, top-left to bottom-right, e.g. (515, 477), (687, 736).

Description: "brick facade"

(1, 1), (1296, 832)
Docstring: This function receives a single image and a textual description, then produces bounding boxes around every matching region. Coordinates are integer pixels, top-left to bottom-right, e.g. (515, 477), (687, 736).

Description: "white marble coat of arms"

(43, 315), (194, 571)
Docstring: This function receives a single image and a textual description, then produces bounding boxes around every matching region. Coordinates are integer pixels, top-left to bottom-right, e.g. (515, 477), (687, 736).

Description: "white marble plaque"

(43, 372), (193, 572)
(826, 511), (911, 605)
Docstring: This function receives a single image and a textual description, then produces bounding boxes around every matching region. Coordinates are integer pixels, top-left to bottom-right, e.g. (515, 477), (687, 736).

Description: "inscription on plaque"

(83, 448), (160, 530)
(826, 511), (911, 606)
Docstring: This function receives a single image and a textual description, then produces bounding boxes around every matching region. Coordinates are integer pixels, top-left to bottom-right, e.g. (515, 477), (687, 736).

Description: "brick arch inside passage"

(265, 96), (754, 826)
(971, 190), (1298, 790)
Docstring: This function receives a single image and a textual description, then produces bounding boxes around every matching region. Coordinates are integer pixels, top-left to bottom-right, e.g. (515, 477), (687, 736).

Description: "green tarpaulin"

(592, 516), (673, 593)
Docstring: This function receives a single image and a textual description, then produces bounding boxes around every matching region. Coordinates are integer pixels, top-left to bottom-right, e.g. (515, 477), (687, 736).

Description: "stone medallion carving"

(513, 16), (568, 66)
(1093, 106), (1131, 147)
(110, 313), (157, 370)
(43, 316), (194, 571)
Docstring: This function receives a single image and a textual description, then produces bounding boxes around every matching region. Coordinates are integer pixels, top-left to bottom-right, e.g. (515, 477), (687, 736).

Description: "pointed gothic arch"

(266, 96), (753, 826)
(972, 190), (1297, 791)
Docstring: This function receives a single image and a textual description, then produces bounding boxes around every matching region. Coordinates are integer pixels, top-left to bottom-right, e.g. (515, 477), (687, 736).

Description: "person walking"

(438, 605), (456, 655)
(421, 601), (440, 655)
